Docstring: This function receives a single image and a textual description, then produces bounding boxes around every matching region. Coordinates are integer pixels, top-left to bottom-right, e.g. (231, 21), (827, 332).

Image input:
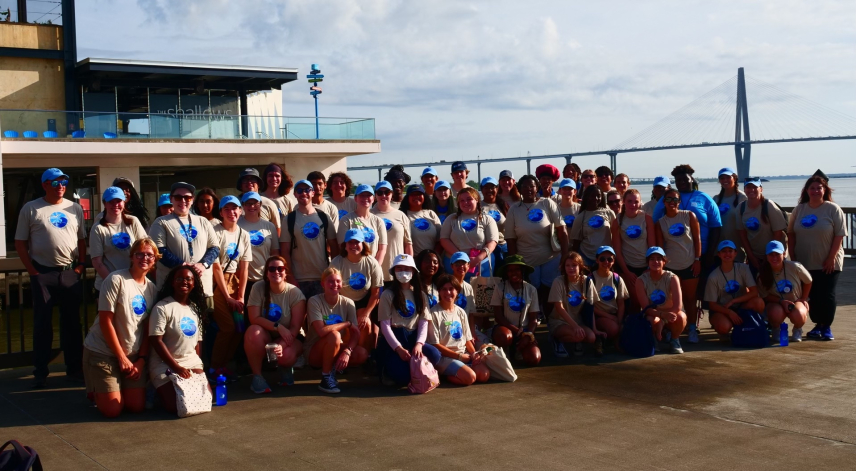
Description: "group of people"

(14, 160), (847, 418)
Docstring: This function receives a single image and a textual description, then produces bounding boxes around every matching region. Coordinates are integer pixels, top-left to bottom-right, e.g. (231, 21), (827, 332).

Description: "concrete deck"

(2, 261), (855, 470)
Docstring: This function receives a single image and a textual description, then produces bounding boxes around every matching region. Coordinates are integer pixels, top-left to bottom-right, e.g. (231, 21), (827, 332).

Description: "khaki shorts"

(83, 348), (147, 394)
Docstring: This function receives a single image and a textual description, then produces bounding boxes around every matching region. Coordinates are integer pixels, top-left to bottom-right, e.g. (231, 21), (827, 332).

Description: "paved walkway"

(1, 261), (854, 470)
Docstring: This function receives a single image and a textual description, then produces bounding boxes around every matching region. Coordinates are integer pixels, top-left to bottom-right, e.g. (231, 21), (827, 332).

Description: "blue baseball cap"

(157, 193), (172, 207)
(717, 240), (737, 251)
(646, 246), (667, 258)
(718, 167), (737, 177)
(102, 186), (126, 202)
(41, 168), (69, 182)
(480, 176), (498, 187)
(451, 161), (468, 172)
(653, 176), (670, 188)
(220, 195), (241, 209)
(240, 191), (261, 203)
(406, 184), (426, 196)
(744, 177), (762, 187)
(450, 252), (471, 264)
(596, 246), (616, 256)
(422, 167), (438, 177)
(294, 179), (313, 190)
(766, 240), (785, 255)
(354, 184), (374, 195)
(499, 170), (514, 180)
(559, 178), (575, 189)
(375, 181), (393, 192)
(344, 228), (365, 243)
(434, 180), (451, 191)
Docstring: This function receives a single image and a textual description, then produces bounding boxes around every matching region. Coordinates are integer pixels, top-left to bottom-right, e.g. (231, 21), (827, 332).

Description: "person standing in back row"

(237, 168), (282, 236)
(15, 168), (87, 388)
(307, 171), (341, 225)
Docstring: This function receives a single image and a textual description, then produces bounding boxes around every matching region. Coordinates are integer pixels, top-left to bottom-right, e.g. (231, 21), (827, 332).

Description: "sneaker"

(806, 324), (823, 339)
(663, 330), (672, 343)
(687, 327), (699, 344)
(330, 370), (339, 387)
(380, 369), (396, 387)
(293, 356), (306, 370)
(318, 375), (340, 394)
(278, 367), (295, 386)
(594, 338), (604, 357)
(32, 377), (47, 389)
(669, 339), (684, 354)
(250, 375), (272, 394)
(553, 338), (569, 358)
(821, 326), (834, 341)
(573, 342), (584, 357)
(791, 327), (803, 342)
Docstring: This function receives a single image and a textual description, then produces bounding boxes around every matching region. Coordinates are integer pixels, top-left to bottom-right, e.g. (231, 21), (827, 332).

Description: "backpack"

(286, 210), (330, 262)
(0, 440), (42, 471)
(739, 198), (788, 226)
(620, 306), (657, 358)
(407, 354), (440, 394)
(730, 309), (769, 348)
(587, 272), (631, 315)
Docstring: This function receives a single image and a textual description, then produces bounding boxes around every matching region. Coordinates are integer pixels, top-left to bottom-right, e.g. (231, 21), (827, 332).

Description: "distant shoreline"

(641, 174), (856, 183)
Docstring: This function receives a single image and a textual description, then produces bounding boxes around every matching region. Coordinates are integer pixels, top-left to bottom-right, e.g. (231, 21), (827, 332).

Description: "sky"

(26, 0), (856, 182)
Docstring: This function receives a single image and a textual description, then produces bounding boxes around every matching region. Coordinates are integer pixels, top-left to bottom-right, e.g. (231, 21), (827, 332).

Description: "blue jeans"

(376, 325), (441, 386)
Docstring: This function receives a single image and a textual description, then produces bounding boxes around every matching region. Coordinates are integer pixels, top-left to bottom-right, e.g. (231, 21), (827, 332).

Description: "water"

(696, 177), (856, 208)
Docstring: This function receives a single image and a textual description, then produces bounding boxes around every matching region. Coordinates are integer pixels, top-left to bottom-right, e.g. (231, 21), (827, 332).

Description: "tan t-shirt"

(548, 276), (595, 330)
(428, 304), (472, 372)
(89, 215), (147, 290)
(639, 270), (677, 310)
(757, 260), (812, 301)
(313, 199), (341, 227)
(406, 209), (442, 256)
(590, 271), (630, 315)
(148, 214), (218, 296)
(303, 294), (358, 353)
(337, 212), (388, 259)
(704, 263), (756, 305)
(378, 288), (427, 330)
(618, 212), (649, 269)
(329, 255), (384, 302)
(280, 209), (338, 281)
(85, 269), (157, 357)
(642, 199), (659, 216)
(788, 202), (847, 271)
(481, 203), (507, 244)
(247, 280), (306, 327)
(237, 218), (278, 281)
(713, 192), (748, 261)
(455, 280), (475, 315)
(330, 196), (357, 220)
(258, 195), (282, 232)
(15, 198), (86, 267)
(489, 280), (540, 328)
(659, 210), (694, 271)
(148, 297), (204, 375)
(371, 208), (413, 282)
(440, 212), (499, 255)
(214, 224), (252, 274)
(268, 194), (293, 218)
(737, 199), (788, 260)
(570, 208), (617, 261)
(505, 199), (565, 267)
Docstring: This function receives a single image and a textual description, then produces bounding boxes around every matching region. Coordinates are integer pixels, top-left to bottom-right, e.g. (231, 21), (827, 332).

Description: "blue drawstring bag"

(731, 309), (768, 348)
(620, 306), (657, 358)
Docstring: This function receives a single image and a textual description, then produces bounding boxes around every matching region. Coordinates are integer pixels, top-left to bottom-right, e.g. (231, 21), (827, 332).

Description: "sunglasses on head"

(171, 194), (193, 202)
(267, 266), (286, 273)
(294, 187), (313, 195)
(598, 256), (614, 263)
(50, 180), (69, 188)
(663, 196), (680, 203)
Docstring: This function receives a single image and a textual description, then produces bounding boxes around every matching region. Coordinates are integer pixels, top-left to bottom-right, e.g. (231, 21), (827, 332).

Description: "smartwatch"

(202, 261), (211, 269)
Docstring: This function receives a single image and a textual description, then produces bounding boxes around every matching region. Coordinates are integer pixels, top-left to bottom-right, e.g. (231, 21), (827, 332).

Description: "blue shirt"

(653, 190), (722, 253)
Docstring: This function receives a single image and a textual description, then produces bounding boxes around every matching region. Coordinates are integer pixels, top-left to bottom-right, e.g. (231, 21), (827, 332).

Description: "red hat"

(535, 164), (560, 181)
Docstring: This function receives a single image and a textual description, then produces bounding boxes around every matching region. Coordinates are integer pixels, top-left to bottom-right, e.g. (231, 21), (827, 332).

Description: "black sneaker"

(32, 377), (48, 389)
(318, 375), (340, 394)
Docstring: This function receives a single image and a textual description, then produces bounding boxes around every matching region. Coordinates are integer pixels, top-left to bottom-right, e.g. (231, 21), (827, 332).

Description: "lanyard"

(174, 214), (194, 258)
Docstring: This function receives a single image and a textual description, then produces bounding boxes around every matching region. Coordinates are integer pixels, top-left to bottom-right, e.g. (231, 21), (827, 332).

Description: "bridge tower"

(734, 67), (751, 180)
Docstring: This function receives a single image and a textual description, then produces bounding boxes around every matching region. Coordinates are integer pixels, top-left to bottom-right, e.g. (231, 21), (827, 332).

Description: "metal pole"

(314, 95), (319, 140)
(526, 159), (531, 175)
(377, 168), (382, 182)
(477, 162), (482, 186)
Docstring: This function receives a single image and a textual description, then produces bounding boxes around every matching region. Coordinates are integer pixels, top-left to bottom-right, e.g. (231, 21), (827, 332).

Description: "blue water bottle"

(780, 322), (789, 347)
(215, 374), (227, 406)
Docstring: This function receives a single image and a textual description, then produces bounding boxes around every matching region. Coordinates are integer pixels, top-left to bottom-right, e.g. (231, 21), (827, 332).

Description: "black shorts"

(668, 265), (698, 280)
(624, 265), (648, 277)
(354, 295), (370, 310)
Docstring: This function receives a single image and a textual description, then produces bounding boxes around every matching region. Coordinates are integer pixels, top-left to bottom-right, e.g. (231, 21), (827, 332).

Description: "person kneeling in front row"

(635, 247), (686, 354)
(491, 255), (542, 366)
(703, 240), (765, 342)
(757, 241), (811, 343)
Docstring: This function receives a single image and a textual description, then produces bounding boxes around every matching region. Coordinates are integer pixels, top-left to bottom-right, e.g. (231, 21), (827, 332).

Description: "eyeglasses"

(598, 256), (615, 263)
(171, 194), (193, 202)
(243, 200), (261, 207)
(51, 180), (69, 188)
(608, 199), (621, 206)
(267, 266), (286, 273)
(134, 253), (156, 260)
(294, 188), (313, 195)
(663, 197), (680, 203)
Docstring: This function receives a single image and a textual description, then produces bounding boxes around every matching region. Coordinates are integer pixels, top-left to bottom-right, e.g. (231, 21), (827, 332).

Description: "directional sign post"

(307, 64), (324, 139)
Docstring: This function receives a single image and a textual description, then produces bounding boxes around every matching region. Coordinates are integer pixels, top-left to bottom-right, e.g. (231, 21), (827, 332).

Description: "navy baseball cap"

(499, 170), (514, 180)
(451, 161), (468, 172)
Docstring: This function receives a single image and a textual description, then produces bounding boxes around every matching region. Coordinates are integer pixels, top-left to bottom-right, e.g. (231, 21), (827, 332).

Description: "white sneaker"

(687, 328), (700, 344)
(791, 327), (803, 342)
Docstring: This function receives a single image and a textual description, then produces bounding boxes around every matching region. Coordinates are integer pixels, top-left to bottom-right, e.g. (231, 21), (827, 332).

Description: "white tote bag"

(168, 371), (213, 418)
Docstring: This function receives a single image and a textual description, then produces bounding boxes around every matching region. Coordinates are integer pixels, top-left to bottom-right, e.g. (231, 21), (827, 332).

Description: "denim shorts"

(529, 255), (561, 288)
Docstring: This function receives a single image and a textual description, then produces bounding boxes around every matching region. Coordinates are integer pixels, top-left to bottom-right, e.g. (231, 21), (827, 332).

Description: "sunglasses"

(134, 253), (156, 260)
(582, 174), (596, 180)
(376, 190), (392, 196)
(598, 256), (615, 263)
(294, 188), (313, 195)
(50, 180), (69, 188)
(267, 266), (286, 273)
(663, 197), (680, 203)
(171, 194), (193, 202)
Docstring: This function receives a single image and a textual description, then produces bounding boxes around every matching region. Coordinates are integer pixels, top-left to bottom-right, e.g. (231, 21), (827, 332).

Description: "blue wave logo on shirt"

(527, 209), (544, 222)
(324, 313), (343, 325)
(348, 272), (367, 290)
(179, 316), (197, 337)
(488, 210), (501, 222)
(226, 242), (238, 259)
(131, 294), (147, 316)
(455, 293), (467, 309)
(625, 225), (642, 239)
(439, 214), (447, 224)
(588, 215), (605, 229)
(461, 218), (477, 232)
(668, 223), (686, 237)
(600, 285), (616, 301)
(450, 321), (463, 340)
(399, 300), (416, 318)
(49, 212), (68, 228)
(383, 218), (393, 231)
(567, 290), (583, 307)
(725, 280), (741, 295)
(428, 294), (438, 308)
(249, 230), (265, 246)
(338, 209), (349, 219)
(776, 279), (793, 294)
(563, 214), (576, 226)
(267, 303), (283, 322)
(649, 289), (667, 306)
(719, 203), (730, 215)
(179, 225), (197, 242)
(800, 214), (817, 228)
(414, 218), (430, 231)
(362, 227), (376, 243)
(506, 294), (524, 312)
(745, 217), (760, 231)
(302, 222), (320, 240)
(112, 232), (131, 249)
